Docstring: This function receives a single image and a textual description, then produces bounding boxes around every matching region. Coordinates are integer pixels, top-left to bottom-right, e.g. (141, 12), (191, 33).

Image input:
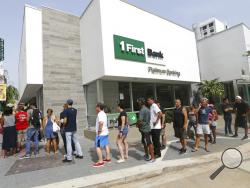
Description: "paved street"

(0, 117), (250, 188)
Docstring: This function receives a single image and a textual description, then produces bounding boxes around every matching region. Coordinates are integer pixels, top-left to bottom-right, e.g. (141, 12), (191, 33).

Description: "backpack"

(30, 109), (41, 129)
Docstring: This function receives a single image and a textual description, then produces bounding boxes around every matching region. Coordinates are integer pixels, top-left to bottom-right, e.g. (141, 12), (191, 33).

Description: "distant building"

(193, 18), (227, 40)
(195, 18), (250, 103)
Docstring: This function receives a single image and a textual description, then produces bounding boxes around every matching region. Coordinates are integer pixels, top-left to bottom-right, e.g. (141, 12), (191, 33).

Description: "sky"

(1, 0), (250, 88)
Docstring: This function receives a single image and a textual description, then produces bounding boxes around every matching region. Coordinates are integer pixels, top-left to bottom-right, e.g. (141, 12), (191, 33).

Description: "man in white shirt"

(93, 103), (111, 168)
(147, 97), (162, 158)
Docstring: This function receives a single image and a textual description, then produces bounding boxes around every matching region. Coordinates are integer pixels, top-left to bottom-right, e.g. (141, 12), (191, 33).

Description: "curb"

(33, 142), (250, 188)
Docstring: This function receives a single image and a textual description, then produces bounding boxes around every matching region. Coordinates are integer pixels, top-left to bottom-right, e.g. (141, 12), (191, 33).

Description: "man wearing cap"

(63, 99), (83, 162)
(233, 96), (249, 140)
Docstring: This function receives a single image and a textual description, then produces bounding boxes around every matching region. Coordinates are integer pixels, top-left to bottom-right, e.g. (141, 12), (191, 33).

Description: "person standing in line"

(116, 103), (129, 163)
(209, 106), (218, 144)
(60, 104), (75, 157)
(155, 100), (167, 150)
(0, 112), (4, 157)
(63, 99), (83, 162)
(43, 109), (58, 155)
(15, 103), (28, 153)
(221, 97), (233, 136)
(233, 96), (249, 140)
(173, 99), (188, 154)
(192, 98), (213, 152)
(147, 97), (162, 158)
(187, 104), (197, 140)
(93, 103), (111, 167)
(2, 107), (17, 158)
(20, 104), (42, 159)
(136, 98), (155, 163)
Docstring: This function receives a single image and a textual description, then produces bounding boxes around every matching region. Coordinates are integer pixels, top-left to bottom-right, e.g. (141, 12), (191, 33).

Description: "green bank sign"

(113, 35), (146, 62)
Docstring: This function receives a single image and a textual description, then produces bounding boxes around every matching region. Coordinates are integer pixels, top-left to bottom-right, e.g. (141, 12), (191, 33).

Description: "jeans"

(224, 116), (232, 134)
(61, 128), (75, 154)
(65, 131), (83, 160)
(151, 129), (161, 156)
(25, 128), (39, 155)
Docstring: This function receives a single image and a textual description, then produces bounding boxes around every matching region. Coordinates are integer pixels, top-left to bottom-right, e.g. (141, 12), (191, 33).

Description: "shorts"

(210, 121), (217, 128)
(160, 127), (166, 136)
(235, 116), (247, 128)
(118, 126), (129, 137)
(141, 132), (153, 146)
(95, 135), (109, 148)
(174, 127), (188, 139)
(17, 129), (27, 143)
(197, 124), (210, 135)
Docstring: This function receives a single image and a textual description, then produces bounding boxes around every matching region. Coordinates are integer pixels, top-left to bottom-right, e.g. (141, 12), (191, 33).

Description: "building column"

(233, 80), (239, 96)
(153, 83), (157, 100)
(129, 82), (134, 112)
(96, 80), (104, 103)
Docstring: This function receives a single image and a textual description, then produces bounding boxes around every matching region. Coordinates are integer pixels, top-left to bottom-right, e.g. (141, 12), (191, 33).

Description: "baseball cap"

(235, 96), (242, 100)
(66, 99), (74, 105)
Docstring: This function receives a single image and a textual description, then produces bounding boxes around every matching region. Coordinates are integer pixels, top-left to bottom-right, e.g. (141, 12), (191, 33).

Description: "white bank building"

(19, 0), (200, 128)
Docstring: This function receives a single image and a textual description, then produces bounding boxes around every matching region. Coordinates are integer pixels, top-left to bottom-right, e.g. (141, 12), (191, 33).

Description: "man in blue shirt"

(63, 99), (83, 162)
(192, 98), (213, 152)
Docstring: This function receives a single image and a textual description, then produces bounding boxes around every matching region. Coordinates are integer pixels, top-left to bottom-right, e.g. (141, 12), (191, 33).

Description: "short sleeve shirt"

(150, 103), (161, 129)
(15, 111), (28, 131)
(96, 111), (108, 136)
(118, 111), (127, 127)
(198, 107), (212, 124)
(234, 102), (249, 117)
(139, 106), (151, 133)
(64, 108), (77, 132)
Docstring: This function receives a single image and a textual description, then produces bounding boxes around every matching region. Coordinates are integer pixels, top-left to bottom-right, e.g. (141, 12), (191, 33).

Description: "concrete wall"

(86, 81), (98, 127)
(19, 6), (43, 100)
(42, 7), (87, 129)
(80, 0), (104, 85)
(197, 24), (248, 82)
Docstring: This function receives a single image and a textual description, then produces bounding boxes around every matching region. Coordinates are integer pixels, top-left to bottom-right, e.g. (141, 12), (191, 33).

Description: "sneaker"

(143, 154), (151, 161)
(103, 158), (111, 163)
(155, 154), (161, 159)
(191, 148), (198, 152)
(178, 148), (183, 153)
(180, 149), (187, 155)
(160, 145), (166, 150)
(93, 162), (105, 168)
(75, 155), (83, 159)
(212, 140), (216, 144)
(19, 154), (30, 159)
(225, 133), (229, 137)
(232, 134), (238, 138)
(117, 159), (125, 163)
(62, 159), (72, 163)
(241, 135), (248, 140)
(147, 159), (156, 163)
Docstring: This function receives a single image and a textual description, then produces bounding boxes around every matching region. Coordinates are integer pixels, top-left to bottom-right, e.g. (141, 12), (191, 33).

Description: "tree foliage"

(198, 79), (224, 98)
(6, 85), (19, 104)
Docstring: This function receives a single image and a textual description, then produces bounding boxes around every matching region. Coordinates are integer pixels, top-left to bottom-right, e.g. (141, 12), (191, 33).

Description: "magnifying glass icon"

(210, 148), (243, 180)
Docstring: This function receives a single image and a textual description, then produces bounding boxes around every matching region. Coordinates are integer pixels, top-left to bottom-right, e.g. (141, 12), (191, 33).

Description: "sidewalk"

(0, 117), (249, 188)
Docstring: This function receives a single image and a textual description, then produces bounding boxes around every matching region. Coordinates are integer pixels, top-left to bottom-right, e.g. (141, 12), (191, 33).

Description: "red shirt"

(15, 111), (28, 131)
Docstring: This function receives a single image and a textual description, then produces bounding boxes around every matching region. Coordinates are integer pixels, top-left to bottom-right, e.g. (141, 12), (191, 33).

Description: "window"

(204, 32), (208, 36)
(174, 85), (190, 106)
(156, 84), (174, 108)
(202, 25), (207, 30)
(119, 82), (131, 111)
(210, 29), (215, 33)
(209, 22), (214, 27)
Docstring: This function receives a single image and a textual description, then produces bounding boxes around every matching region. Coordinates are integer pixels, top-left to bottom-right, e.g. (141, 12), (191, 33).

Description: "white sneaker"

(117, 159), (125, 163)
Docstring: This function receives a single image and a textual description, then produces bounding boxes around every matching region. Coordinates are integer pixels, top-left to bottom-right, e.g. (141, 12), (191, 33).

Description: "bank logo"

(113, 35), (146, 62)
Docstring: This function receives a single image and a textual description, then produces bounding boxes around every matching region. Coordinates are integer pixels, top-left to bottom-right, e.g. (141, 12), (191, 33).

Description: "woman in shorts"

(116, 103), (129, 163)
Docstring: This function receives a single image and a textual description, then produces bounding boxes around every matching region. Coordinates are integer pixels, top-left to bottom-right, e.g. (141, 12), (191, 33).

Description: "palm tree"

(6, 85), (19, 104)
(198, 79), (224, 100)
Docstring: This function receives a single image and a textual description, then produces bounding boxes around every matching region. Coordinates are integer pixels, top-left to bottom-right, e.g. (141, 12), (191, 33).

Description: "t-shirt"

(234, 102), (249, 117)
(64, 107), (77, 132)
(198, 107), (212, 124)
(118, 111), (127, 127)
(221, 103), (232, 117)
(3, 115), (15, 128)
(139, 106), (151, 133)
(15, 111), (28, 131)
(150, 103), (162, 129)
(96, 111), (108, 136)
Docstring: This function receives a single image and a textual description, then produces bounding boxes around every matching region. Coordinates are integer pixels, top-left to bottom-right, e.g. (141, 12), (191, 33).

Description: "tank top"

(174, 107), (184, 128)
(188, 111), (196, 122)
